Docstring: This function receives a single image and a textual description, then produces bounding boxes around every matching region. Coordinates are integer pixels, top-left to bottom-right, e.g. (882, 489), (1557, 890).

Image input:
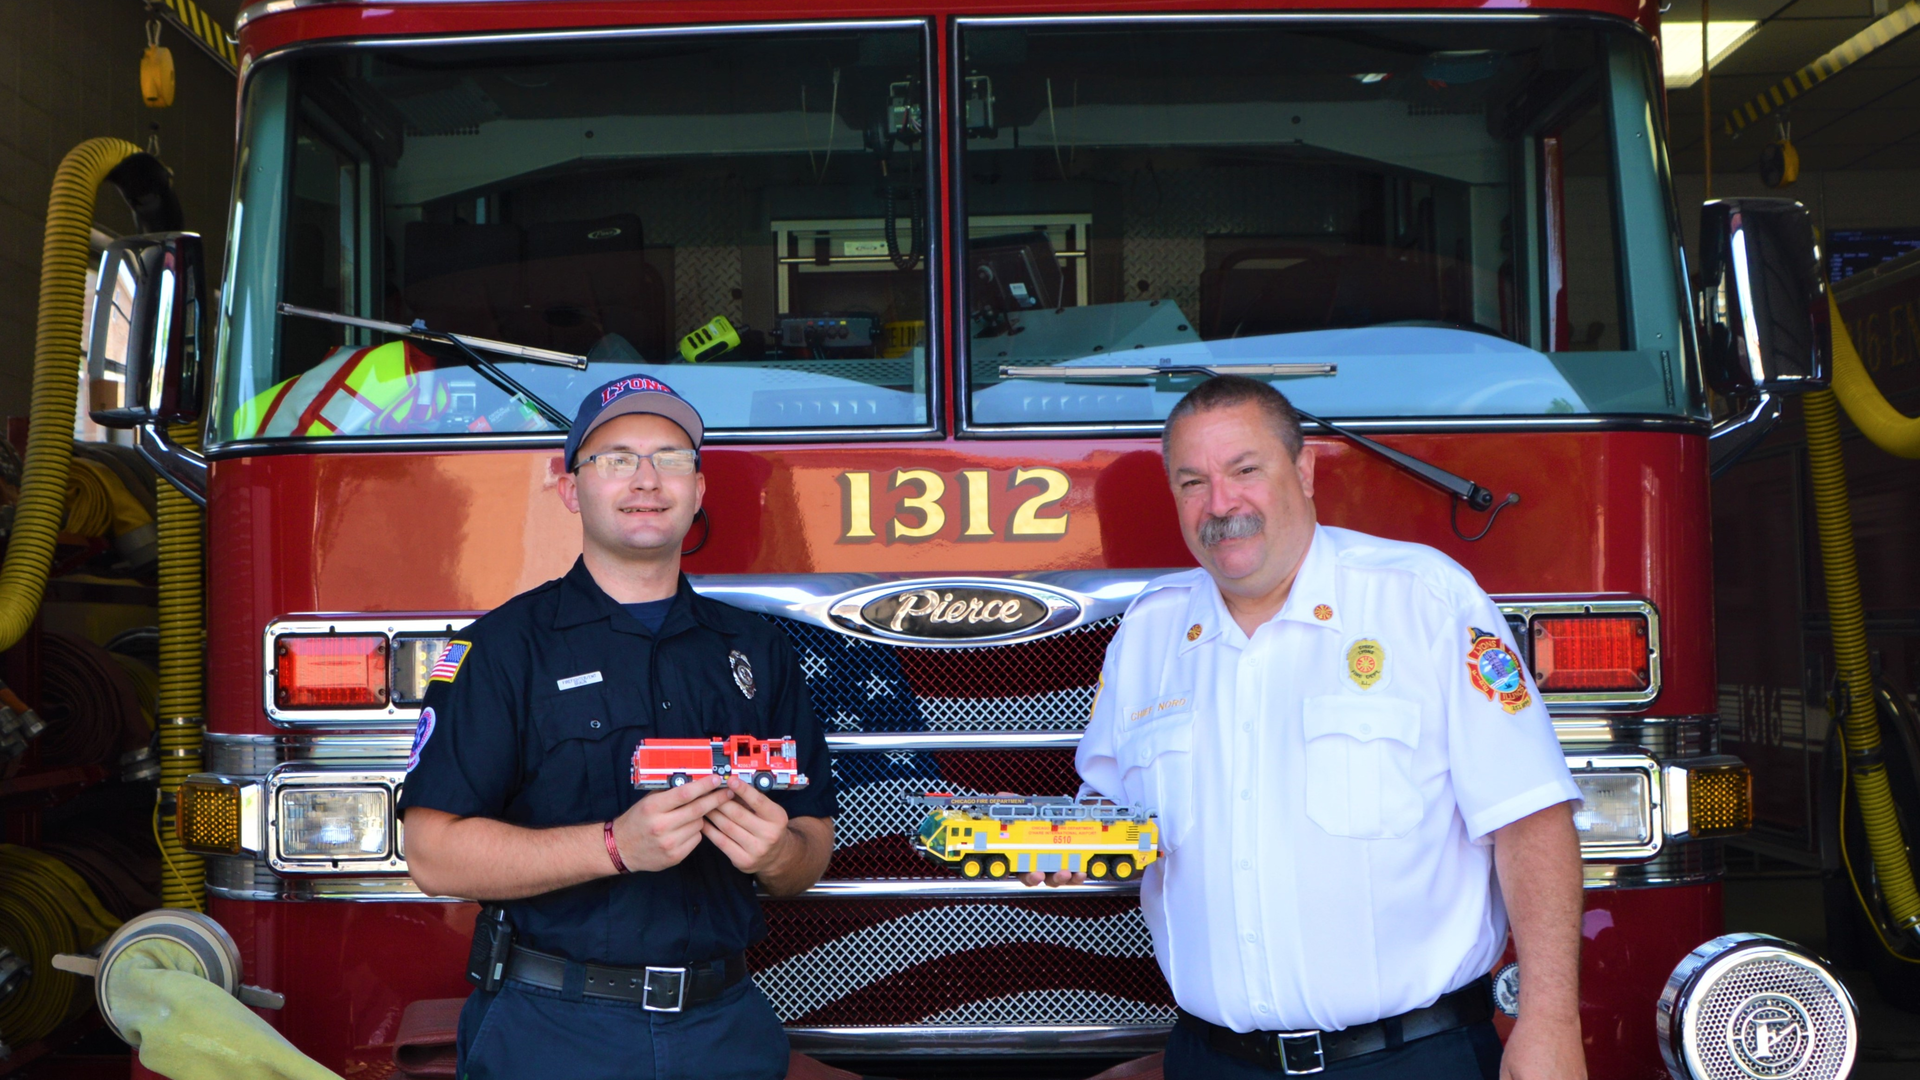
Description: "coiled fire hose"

(0, 137), (142, 653)
(0, 845), (120, 1047)
(1806, 294), (1920, 946)
(1828, 290), (1920, 459)
(155, 421), (205, 911)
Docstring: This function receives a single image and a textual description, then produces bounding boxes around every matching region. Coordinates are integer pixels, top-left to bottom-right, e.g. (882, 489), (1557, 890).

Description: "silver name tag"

(557, 671), (604, 691)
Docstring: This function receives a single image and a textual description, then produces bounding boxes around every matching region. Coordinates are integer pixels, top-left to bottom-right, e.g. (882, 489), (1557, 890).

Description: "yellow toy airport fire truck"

(907, 794), (1160, 880)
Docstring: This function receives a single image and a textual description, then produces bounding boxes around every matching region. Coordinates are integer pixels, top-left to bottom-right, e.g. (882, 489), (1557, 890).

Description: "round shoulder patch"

(406, 707), (436, 773)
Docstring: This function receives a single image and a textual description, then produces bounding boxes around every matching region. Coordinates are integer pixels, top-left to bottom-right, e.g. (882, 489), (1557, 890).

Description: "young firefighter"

(400, 376), (835, 1080)
(1033, 377), (1587, 1080)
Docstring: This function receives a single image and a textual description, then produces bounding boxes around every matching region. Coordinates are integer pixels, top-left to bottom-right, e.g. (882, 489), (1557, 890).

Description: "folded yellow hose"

(1830, 290), (1920, 459)
(0, 845), (121, 1046)
(157, 424), (205, 911)
(105, 940), (342, 1080)
(0, 137), (141, 652)
(1805, 386), (1920, 942)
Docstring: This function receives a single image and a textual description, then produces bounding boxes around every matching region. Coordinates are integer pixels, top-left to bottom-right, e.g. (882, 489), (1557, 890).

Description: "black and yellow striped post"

(1725, 1), (1920, 136)
(147, 0), (237, 75)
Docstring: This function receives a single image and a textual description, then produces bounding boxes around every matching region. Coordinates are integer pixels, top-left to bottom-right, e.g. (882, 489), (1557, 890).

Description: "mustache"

(1198, 511), (1265, 547)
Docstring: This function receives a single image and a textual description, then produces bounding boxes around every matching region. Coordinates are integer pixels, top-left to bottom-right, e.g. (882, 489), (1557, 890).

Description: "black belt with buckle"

(1178, 975), (1494, 1075)
(502, 944), (748, 1012)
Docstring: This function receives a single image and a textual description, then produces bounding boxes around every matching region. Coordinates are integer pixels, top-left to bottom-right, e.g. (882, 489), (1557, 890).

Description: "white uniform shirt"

(1077, 524), (1580, 1034)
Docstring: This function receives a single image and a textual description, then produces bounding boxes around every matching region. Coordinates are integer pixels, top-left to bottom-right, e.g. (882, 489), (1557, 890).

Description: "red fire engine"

(67, 0), (1861, 1077)
(632, 736), (810, 792)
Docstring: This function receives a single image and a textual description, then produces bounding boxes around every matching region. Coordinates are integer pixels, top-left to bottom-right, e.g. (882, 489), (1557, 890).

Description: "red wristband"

(604, 820), (630, 874)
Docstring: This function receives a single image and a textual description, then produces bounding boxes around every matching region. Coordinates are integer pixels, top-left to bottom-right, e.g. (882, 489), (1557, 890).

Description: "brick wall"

(0, 0), (238, 416)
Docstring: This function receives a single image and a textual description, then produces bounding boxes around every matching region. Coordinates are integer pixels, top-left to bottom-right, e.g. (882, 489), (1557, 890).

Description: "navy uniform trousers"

(456, 977), (790, 1080)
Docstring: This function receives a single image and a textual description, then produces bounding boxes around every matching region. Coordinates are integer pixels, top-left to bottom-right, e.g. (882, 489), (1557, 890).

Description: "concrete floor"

(1722, 869), (1920, 1078)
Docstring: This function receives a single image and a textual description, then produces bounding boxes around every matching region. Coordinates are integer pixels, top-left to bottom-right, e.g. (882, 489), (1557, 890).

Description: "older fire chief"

(1040, 377), (1585, 1079)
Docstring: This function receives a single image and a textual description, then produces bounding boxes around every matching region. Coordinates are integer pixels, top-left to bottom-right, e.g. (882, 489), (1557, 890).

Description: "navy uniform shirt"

(398, 558), (836, 967)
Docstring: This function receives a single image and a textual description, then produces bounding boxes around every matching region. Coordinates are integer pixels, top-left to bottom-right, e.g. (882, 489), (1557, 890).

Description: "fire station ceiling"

(1665, 0), (1920, 174)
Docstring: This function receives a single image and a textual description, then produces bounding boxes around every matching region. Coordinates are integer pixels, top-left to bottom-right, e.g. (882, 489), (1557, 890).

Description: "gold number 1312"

(837, 468), (1070, 542)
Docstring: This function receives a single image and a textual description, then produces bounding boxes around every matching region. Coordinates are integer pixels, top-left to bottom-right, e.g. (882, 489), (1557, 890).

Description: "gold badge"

(1313, 604), (1333, 621)
(1347, 639), (1385, 690)
(1186, 624), (1202, 642)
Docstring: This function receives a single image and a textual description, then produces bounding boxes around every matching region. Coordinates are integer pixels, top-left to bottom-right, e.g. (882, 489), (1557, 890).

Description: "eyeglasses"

(575, 449), (700, 479)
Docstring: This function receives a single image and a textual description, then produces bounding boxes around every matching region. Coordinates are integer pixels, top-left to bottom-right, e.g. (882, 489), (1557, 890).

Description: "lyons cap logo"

(858, 585), (1050, 641)
(1727, 993), (1813, 1078)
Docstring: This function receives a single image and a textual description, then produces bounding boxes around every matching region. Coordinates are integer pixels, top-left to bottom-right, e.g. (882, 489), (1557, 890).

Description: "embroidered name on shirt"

(557, 671), (604, 691)
(1127, 692), (1194, 724)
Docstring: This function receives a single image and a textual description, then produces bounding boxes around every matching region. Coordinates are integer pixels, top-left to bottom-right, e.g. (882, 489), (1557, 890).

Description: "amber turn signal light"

(1664, 757), (1754, 840)
(177, 780), (245, 855)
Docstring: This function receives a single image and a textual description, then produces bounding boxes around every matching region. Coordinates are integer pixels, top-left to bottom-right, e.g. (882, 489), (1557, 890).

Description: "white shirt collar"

(1177, 524), (1340, 652)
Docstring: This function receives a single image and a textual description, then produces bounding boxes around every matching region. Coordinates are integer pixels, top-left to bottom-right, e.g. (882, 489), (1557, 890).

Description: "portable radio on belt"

(467, 905), (514, 992)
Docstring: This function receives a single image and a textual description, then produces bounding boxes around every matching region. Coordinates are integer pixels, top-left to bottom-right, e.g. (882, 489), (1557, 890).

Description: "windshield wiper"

(1003, 360), (1518, 538)
(277, 303), (579, 429)
(1000, 362), (1336, 379)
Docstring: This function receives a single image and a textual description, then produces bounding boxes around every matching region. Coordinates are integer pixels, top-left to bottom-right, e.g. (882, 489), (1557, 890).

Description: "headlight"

(1572, 771), (1651, 845)
(266, 767), (406, 873)
(1665, 756), (1754, 840)
(279, 788), (389, 859)
(1567, 751), (1660, 858)
(1658, 933), (1856, 1080)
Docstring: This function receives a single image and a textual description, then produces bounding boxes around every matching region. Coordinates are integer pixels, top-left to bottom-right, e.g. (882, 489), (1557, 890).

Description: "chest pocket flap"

(528, 693), (629, 823)
(1301, 695), (1423, 840)
(1300, 695), (1421, 748)
(1116, 715), (1193, 770)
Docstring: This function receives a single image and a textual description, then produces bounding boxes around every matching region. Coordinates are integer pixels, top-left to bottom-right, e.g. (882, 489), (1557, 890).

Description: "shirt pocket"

(1301, 695), (1423, 840)
(1111, 716), (1195, 852)
(529, 692), (637, 824)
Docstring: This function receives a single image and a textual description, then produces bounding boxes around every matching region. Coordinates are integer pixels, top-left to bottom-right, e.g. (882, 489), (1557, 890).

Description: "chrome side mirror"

(88, 232), (206, 426)
(1700, 199), (1829, 473)
(86, 232), (209, 504)
(1698, 199), (1829, 392)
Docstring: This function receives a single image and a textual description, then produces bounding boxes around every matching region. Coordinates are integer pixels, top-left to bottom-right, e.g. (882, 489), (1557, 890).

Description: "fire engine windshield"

(213, 26), (935, 443)
(956, 20), (1700, 427)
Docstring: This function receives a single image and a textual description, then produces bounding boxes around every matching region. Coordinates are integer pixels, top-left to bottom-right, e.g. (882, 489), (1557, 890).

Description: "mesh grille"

(826, 749), (1082, 879)
(1688, 954), (1853, 1080)
(773, 616), (1116, 732)
(749, 897), (1174, 1026)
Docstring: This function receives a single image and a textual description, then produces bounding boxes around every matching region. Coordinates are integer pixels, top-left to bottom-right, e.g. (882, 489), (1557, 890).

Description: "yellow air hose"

(155, 421), (205, 911)
(1805, 371), (1920, 945)
(1828, 290), (1920, 459)
(0, 137), (142, 652)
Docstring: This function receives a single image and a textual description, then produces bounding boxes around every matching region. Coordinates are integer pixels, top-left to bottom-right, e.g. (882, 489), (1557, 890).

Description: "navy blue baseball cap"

(565, 375), (705, 470)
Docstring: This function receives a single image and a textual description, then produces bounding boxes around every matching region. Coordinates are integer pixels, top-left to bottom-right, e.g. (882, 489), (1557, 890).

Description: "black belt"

(503, 944), (747, 1012)
(1178, 975), (1494, 1075)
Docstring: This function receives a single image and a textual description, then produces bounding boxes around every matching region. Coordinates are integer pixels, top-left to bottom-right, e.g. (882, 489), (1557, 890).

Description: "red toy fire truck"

(632, 736), (809, 792)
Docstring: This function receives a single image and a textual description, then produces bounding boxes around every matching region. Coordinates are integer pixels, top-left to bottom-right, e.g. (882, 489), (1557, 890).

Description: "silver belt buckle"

(641, 966), (688, 1012)
(1276, 1030), (1325, 1075)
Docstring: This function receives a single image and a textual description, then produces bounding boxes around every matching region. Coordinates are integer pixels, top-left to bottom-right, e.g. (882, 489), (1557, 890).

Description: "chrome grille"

(770, 615), (1116, 732)
(749, 897), (1173, 1027)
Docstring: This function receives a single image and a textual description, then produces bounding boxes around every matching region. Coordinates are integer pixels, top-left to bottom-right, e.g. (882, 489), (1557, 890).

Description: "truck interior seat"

(516, 214), (668, 360)
(402, 222), (524, 339)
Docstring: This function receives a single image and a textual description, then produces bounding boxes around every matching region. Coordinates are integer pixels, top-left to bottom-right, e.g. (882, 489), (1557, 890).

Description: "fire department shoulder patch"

(729, 650), (756, 700)
(1466, 627), (1530, 713)
(406, 707), (435, 773)
(429, 640), (471, 684)
(1346, 638), (1385, 690)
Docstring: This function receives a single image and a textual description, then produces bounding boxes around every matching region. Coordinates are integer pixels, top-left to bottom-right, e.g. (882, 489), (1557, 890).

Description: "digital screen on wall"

(1827, 228), (1920, 282)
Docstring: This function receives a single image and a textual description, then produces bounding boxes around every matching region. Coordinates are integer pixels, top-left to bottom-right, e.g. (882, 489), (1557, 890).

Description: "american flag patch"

(429, 641), (471, 684)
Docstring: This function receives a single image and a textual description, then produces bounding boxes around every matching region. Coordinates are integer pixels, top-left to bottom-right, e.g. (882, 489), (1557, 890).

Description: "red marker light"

(1531, 616), (1650, 692)
(276, 635), (389, 708)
